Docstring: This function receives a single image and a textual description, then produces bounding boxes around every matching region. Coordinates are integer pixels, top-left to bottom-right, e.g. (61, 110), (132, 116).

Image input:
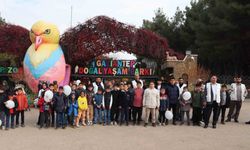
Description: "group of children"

(178, 83), (231, 126)
(0, 77), (238, 130)
(0, 88), (28, 130)
(35, 78), (232, 129)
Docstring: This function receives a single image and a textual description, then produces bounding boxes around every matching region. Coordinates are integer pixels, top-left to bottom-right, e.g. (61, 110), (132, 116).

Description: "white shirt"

(211, 84), (217, 101)
(132, 80), (143, 89)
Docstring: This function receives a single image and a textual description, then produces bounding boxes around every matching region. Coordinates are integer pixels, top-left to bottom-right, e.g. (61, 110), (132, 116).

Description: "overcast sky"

(0, 0), (191, 33)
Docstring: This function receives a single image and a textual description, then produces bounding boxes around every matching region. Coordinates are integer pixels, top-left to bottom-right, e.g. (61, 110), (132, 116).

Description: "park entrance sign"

(74, 59), (154, 77)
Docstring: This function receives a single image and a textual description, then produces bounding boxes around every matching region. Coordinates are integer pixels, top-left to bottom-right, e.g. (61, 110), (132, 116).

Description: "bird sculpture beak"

(35, 36), (43, 50)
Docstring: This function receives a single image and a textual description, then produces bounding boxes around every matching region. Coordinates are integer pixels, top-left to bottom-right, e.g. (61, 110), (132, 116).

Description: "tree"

(142, 7), (191, 53)
(60, 16), (183, 65)
(0, 16), (6, 25)
(144, 0), (250, 75)
(187, 0), (250, 75)
(0, 23), (31, 66)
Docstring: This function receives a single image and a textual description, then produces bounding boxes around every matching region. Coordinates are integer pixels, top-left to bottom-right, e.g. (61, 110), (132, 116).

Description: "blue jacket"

(53, 93), (67, 113)
(94, 93), (103, 107)
(165, 84), (179, 104)
(159, 96), (169, 111)
(67, 100), (78, 117)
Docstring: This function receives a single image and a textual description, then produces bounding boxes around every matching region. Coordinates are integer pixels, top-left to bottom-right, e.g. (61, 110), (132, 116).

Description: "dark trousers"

(56, 112), (65, 127)
(111, 107), (119, 122)
(192, 107), (202, 124)
(176, 102), (181, 121)
(169, 103), (177, 123)
(68, 113), (75, 126)
(0, 112), (10, 128)
(227, 101), (242, 121)
(128, 108), (132, 121)
(11, 114), (15, 127)
(132, 106), (142, 123)
(218, 105), (227, 122)
(204, 101), (219, 125)
(16, 110), (25, 125)
(40, 111), (50, 127)
(37, 112), (41, 125)
(51, 109), (55, 126)
(181, 111), (190, 123)
(159, 110), (166, 123)
(120, 107), (129, 124)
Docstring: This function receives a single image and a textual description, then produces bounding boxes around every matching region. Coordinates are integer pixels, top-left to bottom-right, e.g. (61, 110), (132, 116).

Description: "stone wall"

(161, 54), (198, 87)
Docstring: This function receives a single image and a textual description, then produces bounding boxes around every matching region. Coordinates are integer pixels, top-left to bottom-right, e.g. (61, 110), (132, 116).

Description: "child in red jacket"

(15, 88), (28, 127)
(38, 91), (51, 128)
(8, 91), (18, 129)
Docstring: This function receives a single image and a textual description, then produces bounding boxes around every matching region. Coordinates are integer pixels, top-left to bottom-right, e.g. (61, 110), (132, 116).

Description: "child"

(0, 89), (8, 130)
(118, 83), (131, 126)
(49, 84), (56, 127)
(38, 91), (50, 128)
(102, 87), (113, 126)
(16, 88), (28, 127)
(67, 93), (78, 127)
(179, 87), (191, 125)
(53, 87), (67, 129)
(159, 88), (169, 126)
(218, 84), (230, 124)
(191, 83), (205, 126)
(76, 91), (88, 127)
(111, 84), (120, 125)
(93, 88), (103, 124)
(132, 81), (144, 125)
(86, 84), (95, 125)
(8, 91), (18, 129)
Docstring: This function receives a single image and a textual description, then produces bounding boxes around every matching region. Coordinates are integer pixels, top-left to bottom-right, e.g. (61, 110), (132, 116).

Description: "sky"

(0, 0), (191, 59)
(0, 0), (191, 32)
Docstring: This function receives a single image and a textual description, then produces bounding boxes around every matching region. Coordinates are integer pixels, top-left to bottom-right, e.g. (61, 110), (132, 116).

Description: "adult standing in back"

(132, 74), (143, 89)
(93, 78), (104, 94)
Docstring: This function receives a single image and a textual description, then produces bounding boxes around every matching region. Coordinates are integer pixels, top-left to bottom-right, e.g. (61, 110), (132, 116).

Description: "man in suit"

(204, 75), (221, 129)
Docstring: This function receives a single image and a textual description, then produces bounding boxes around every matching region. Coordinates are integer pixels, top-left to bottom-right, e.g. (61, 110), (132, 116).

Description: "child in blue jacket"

(67, 93), (78, 127)
(159, 88), (169, 126)
(93, 88), (103, 124)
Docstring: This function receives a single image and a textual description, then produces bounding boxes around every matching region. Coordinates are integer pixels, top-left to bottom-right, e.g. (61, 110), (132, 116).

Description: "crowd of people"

(0, 74), (249, 131)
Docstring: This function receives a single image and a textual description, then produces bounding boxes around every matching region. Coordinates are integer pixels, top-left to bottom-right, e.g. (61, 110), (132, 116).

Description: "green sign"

(0, 67), (19, 74)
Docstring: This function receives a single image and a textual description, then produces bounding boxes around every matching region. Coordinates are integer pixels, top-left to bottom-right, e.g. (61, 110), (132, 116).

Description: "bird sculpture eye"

(44, 29), (51, 34)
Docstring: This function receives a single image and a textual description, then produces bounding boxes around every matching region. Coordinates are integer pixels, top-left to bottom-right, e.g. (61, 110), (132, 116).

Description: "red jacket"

(133, 88), (144, 107)
(9, 97), (18, 114)
(38, 98), (51, 113)
(38, 98), (45, 112)
(16, 93), (28, 111)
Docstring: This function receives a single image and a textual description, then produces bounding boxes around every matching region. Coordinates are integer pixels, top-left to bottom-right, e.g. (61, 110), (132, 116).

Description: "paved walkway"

(1, 100), (250, 150)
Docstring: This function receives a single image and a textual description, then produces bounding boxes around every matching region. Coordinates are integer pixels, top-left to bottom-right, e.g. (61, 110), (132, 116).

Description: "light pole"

(70, 0), (73, 28)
